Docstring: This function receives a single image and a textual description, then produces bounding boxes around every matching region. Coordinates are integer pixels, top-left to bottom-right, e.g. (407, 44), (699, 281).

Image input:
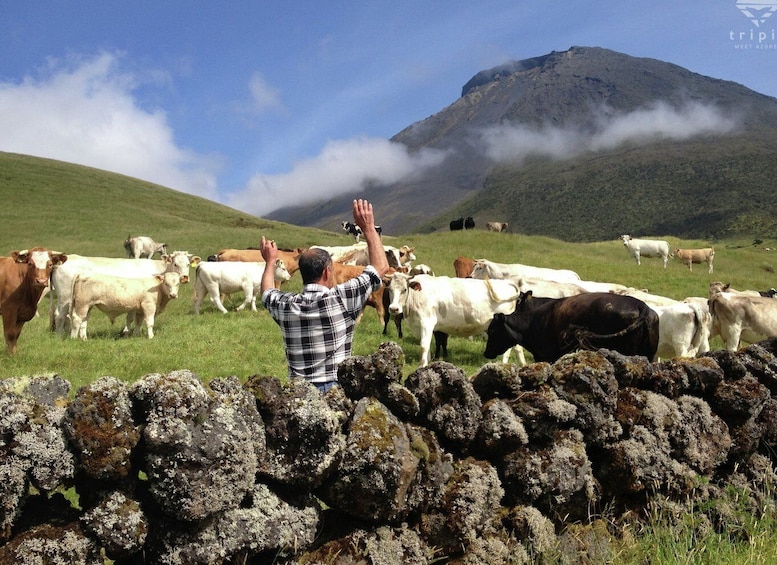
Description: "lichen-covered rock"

(131, 370), (258, 521)
(63, 376), (140, 481)
(209, 375), (266, 460)
(320, 398), (422, 522)
(740, 342), (777, 395)
(147, 483), (320, 564)
(647, 360), (693, 399)
(475, 398), (529, 457)
(702, 349), (749, 381)
(420, 458), (505, 555)
(502, 505), (557, 556)
(601, 425), (697, 497)
(556, 519), (613, 565)
(601, 350), (655, 389)
(500, 429), (597, 520)
(402, 423), (455, 517)
(673, 396), (731, 474)
(80, 491), (147, 559)
(709, 374), (770, 420)
(676, 356), (725, 396)
(0, 376), (75, 495)
(0, 454), (27, 543)
(757, 397), (777, 450)
(549, 351), (622, 445)
(405, 361), (482, 451)
(245, 375), (344, 489)
(338, 342), (419, 419)
(0, 522), (102, 565)
(470, 362), (540, 401)
(299, 523), (438, 565)
(506, 385), (577, 443)
(450, 535), (530, 565)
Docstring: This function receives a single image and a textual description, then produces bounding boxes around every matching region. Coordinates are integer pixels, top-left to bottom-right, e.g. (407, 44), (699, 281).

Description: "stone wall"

(2, 339), (777, 564)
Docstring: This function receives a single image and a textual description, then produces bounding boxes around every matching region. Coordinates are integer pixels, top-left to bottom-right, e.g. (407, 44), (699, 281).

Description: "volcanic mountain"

(267, 46), (777, 241)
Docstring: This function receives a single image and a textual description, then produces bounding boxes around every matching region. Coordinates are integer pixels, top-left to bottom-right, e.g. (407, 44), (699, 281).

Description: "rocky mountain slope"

(267, 46), (777, 241)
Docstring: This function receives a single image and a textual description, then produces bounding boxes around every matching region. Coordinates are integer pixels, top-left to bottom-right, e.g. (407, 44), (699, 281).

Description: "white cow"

(384, 273), (524, 367)
(123, 235), (168, 259)
(610, 288), (679, 308)
(651, 301), (711, 359)
(620, 235), (670, 268)
(707, 288), (777, 351)
(193, 259), (290, 314)
(471, 258), (581, 284)
(508, 276), (587, 299)
(50, 251), (199, 336)
(70, 271), (184, 340)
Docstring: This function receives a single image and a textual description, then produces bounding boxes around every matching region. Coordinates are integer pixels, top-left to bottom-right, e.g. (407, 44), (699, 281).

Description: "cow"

(50, 250), (198, 336)
(70, 271), (184, 340)
(193, 259), (290, 314)
(471, 258), (581, 284)
(674, 247), (714, 273)
(216, 247), (303, 281)
(620, 235), (670, 268)
(708, 285), (777, 351)
(314, 243), (415, 269)
(760, 288), (777, 298)
(484, 291), (659, 363)
(486, 222), (509, 232)
(384, 273), (524, 367)
(123, 235), (168, 259)
(1, 248), (68, 354)
(341, 220), (382, 241)
(508, 276), (587, 299)
(453, 256), (475, 278)
(651, 300), (711, 359)
(464, 217), (475, 230)
(450, 218), (464, 231)
(709, 281), (763, 298)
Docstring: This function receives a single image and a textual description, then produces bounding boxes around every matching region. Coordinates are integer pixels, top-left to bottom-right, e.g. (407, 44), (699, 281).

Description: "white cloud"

(247, 72), (283, 115)
(477, 101), (739, 163)
(0, 52), (221, 201)
(228, 137), (446, 216)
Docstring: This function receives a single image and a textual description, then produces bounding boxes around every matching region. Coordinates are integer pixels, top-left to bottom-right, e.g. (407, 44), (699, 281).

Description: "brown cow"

(674, 247), (714, 273)
(217, 247), (304, 283)
(453, 256), (475, 278)
(330, 262), (388, 328)
(0, 248), (67, 354)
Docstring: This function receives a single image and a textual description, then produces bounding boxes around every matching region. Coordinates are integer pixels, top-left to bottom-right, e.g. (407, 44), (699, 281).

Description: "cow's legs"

(3, 315), (20, 354)
(503, 345), (527, 366)
(720, 321), (743, 351)
(236, 283), (254, 311)
(418, 323), (435, 367)
(208, 284), (230, 313)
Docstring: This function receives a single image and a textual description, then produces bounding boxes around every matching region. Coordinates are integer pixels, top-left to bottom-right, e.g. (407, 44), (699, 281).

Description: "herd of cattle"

(1, 233), (776, 372)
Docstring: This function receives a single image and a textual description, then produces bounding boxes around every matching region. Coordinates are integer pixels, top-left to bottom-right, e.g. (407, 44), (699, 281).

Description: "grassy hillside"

(2, 152), (777, 391)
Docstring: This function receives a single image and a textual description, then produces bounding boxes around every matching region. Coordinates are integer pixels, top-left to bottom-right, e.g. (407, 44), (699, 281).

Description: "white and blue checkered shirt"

(261, 266), (382, 384)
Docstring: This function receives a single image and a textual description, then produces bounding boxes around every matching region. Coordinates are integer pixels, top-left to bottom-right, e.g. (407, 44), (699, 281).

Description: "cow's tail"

(192, 263), (203, 303)
(484, 278), (521, 304)
(685, 300), (712, 355)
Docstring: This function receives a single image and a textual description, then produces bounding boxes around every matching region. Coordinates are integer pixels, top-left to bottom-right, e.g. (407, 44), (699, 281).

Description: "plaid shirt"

(261, 265), (382, 383)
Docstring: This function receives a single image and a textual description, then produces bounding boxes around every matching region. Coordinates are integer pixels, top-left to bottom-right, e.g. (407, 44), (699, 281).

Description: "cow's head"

(273, 258), (292, 282)
(620, 235), (632, 246)
(155, 272), (183, 298)
(12, 248), (67, 289)
(384, 272), (412, 315)
(163, 251), (199, 281)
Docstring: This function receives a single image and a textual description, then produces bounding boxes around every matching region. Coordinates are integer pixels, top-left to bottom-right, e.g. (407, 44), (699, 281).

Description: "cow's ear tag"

(409, 281), (422, 291)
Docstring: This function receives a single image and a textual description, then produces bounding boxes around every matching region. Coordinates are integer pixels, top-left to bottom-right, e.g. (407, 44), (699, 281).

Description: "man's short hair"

(299, 248), (332, 284)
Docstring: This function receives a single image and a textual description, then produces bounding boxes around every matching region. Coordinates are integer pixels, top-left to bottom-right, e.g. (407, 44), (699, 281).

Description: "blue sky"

(1, 1), (775, 217)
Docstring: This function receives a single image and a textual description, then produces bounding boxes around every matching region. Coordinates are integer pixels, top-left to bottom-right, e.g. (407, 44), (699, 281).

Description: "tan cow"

(330, 262), (387, 327)
(70, 271), (185, 340)
(1, 248), (68, 354)
(486, 222), (509, 232)
(708, 285), (777, 350)
(675, 247), (714, 273)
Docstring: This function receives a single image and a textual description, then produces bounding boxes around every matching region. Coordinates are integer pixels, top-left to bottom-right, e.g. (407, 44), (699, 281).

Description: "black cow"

(464, 216), (475, 230)
(342, 220), (381, 241)
(484, 291), (659, 363)
(759, 288), (777, 298)
(449, 218), (464, 231)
